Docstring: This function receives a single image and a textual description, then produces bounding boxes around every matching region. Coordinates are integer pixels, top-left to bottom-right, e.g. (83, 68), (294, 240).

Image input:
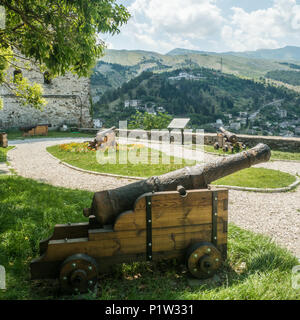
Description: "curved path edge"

(46, 149), (300, 193)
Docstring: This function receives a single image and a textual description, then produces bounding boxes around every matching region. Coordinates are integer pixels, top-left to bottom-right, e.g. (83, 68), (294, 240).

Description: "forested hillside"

(265, 70), (300, 86)
(95, 68), (300, 129)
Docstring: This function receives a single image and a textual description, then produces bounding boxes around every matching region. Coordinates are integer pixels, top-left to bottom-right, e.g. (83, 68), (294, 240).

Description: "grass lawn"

(6, 130), (94, 141)
(204, 145), (300, 161)
(0, 175), (299, 300)
(0, 146), (15, 163)
(48, 143), (296, 188)
(47, 143), (197, 177)
(212, 167), (296, 189)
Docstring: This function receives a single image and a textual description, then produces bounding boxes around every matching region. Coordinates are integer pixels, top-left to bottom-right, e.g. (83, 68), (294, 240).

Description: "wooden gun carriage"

(31, 188), (228, 293)
(30, 144), (270, 294)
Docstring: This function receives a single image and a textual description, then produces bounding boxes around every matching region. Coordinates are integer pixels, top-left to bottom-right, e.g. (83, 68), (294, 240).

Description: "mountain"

(90, 47), (300, 104)
(168, 46), (300, 61)
(94, 67), (300, 133)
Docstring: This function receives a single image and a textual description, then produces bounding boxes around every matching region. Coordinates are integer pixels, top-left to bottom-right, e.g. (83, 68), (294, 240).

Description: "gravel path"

(8, 138), (135, 191)
(7, 138), (300, 258)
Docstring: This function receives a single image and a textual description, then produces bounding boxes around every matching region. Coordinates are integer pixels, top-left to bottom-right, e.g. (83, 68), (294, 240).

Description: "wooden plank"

(114, 189), (228, 231)
(39, 223), (89, 255)
(89, 222), (225, 241)
(43, 223), (227, 261)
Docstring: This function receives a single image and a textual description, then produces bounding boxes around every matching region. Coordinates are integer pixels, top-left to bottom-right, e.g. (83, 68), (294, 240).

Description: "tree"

(0, 0), (130, 109)
(128, 111), (172, 130)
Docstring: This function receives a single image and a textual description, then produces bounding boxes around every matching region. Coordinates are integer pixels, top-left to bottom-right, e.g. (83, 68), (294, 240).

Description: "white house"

(230, 122), (241, 131)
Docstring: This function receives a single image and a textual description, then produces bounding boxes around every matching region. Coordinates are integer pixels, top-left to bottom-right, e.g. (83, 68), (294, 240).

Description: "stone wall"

(204, 133), (300, 152)
(115, 129), (300, 152)
(0, 65), (92, 129)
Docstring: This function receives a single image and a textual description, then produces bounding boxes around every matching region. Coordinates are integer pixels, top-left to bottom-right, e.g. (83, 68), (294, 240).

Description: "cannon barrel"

(219, 127), (237, 143)
(84, 143), (271, 225)
(95, 126), (116, 143)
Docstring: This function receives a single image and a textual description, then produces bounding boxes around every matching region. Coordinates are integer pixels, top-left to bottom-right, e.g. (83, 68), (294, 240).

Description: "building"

(0, 63), (92, 129)
(93, 119), (103, 129)
(277, 109), (287, 118)
(124, 100), (142, 109)
(156, 106), (166, 113)
(230, 122), (241, 131)
(168, 72), (204, 81)
(239, 112), (248, 118)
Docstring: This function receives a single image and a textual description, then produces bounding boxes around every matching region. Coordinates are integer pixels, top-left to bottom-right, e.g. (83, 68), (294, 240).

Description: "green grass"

(271, 150), (300, 161)
(0, 146), (14, 163)
(212, 167), (296, 189)
(6, 130), (94, 141)
(204, 145), (300, 161)
(47, 144), (197, 177)
(48, 144), (296, 188)
(0, 175), (299, 300)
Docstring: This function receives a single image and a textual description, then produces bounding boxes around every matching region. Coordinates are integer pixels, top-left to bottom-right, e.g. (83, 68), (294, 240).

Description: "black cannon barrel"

(219, 127), (237, 143)
(84, 143), (271, 225)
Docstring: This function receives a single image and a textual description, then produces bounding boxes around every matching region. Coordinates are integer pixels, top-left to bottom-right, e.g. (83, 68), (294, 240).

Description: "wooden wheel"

(214, 142), (219, 150)
(222, 145), (229, 152)
(186, 242), (222, 279)
(59, 254), (98, 294)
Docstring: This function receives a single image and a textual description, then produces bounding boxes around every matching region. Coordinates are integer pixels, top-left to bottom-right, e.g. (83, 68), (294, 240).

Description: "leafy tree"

(129, 111), (172, 130)
(0, 0), (130, 109)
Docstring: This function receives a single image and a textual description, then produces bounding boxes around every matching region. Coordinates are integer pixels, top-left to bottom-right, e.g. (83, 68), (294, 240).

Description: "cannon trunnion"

(31, 188), (228, 294)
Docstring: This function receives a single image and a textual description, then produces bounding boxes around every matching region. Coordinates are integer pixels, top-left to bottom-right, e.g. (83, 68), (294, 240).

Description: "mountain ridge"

(167, 46), (300, 61)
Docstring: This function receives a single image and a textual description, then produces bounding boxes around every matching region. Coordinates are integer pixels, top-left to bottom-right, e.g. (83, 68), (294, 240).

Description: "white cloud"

(124, 0), (225, 52)
(106, 0), (300, 53)
(223, 0), (300, 51)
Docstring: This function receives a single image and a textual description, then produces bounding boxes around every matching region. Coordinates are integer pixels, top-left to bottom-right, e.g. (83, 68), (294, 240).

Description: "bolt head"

(207, 248), (211, 253)
(89, 280), (94, 285)
(194, 268), (198, 272)
(148, 243), (152, 246)
(194, 254), (198, 258)
(63, 276), (68, 281)
(215, 258), (219, 262)
(88, 266), (93, 271)
(72, 263), (77, 268)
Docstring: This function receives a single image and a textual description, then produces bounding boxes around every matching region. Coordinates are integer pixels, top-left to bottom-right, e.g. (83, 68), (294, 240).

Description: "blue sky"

(102, 0), (300, 54)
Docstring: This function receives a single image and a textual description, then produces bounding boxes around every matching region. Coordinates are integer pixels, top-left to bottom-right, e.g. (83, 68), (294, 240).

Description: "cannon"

(88, 127), (117, 150)
(30, 144), (271, 294)
(214, 127), (245, 153)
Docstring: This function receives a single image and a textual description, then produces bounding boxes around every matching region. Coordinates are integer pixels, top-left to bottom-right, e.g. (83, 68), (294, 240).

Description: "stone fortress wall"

(0, 63), (92, 129)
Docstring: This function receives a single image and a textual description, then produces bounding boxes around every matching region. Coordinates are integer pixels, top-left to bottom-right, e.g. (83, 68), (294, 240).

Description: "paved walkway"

(7, 138), (300, 258)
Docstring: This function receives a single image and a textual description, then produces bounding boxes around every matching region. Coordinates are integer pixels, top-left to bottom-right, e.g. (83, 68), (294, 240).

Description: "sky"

(102, 0), (300, 54)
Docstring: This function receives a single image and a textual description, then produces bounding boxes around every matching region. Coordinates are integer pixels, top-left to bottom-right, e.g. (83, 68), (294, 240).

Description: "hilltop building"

(168, 72), (204, 81)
